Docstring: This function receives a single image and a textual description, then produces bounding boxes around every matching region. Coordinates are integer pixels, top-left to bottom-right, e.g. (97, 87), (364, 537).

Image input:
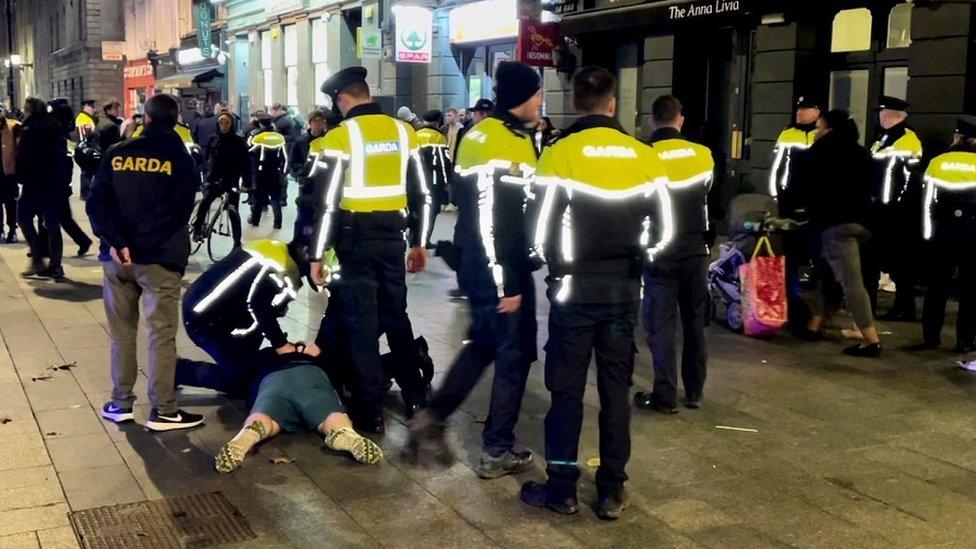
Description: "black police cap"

(320, 66), (368, 97)
(877, 95), (909, 112)
(795, 96), (823, 110)
(955, 115), (976, 139)
(469, 98), (494, 112)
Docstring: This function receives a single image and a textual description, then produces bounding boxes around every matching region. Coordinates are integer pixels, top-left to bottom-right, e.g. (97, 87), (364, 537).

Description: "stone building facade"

(1, 0), (125, 109)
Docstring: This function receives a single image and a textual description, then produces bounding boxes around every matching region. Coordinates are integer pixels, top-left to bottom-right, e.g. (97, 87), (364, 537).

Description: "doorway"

(672, 27), (735, 156)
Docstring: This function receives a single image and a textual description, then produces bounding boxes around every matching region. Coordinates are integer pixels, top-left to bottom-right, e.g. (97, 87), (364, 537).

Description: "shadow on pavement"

(29, 278), (103, 302)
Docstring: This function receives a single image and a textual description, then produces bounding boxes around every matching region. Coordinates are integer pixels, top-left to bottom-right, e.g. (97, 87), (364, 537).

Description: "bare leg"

(320, 413), (382, 464)
(215, 414), (280, 473)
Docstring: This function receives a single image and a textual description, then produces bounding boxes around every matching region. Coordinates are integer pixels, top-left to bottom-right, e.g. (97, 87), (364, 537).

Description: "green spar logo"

(401, 28), (429, 51)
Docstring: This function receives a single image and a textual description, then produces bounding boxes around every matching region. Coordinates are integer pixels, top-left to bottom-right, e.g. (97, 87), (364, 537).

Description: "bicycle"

(191, 187), (243, 263)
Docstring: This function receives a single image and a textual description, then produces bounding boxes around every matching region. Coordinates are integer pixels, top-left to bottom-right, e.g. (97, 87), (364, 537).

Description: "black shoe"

(36, 265), (65, 280)
(5, 230), (17, 244)
(273, 223), (282, 230)
(403, 401), (422, 420)
(416, 336), (435, 387)
(447, 288), (467, 300)
(100, 402), (135, 423)
(77, 240), (92, 257)
(904, 342), (939, 352)
(796, 328), (823, 342)
(595, 487), (630, 521)
(951, 344), (976, 355)
(683, 397), (701, 409)
(520, 481), (579, 515)
(403, 409), (454, 467)
(355, 414), (385, 435)
(21, 261), (45, 277)
(146, 408), (205, 431)
(634, 392), (677, 414)
(843, 342), (881, 358)
(878, 309), (917, 322)
(476, 450), (533, 479)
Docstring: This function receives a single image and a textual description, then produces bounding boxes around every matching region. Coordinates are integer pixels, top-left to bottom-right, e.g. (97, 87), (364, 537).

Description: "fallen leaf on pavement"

(45, 432), (59, 437)
(31, 374), (53, 382)
(48, 362), (77, 372)
(585, 457), (600, 468)
(270, 457), (296, 465)
(715, 425), (759, 433)
(0, 416), (11, 424)
(181, 448), (191, 453)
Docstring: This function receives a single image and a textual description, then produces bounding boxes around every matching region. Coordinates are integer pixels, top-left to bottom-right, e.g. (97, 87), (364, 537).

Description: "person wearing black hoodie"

(793, 109), (881, 357)
(16, 97), (68, 278)
(192, 112), (250, 248)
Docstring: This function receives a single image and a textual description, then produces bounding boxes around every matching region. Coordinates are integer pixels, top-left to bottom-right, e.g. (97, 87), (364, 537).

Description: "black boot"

(519, 481), (579, 515)
(595, 486), (630, 521)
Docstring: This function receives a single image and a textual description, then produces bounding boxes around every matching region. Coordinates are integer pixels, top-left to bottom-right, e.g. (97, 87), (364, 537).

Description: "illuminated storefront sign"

(449, 0), (518, 43)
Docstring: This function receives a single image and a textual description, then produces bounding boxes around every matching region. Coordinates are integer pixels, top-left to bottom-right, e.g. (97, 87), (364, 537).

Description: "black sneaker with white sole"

(146, 408), (204, 432)
(101, 402), (135, 423)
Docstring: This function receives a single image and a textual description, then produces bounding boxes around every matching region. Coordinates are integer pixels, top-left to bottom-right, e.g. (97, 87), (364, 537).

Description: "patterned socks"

(215, 421), (268, 473)
(325, 427), (383, 465)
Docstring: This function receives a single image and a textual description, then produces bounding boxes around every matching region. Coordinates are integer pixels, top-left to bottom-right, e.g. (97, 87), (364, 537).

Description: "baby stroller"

(708, 194), (779, 331)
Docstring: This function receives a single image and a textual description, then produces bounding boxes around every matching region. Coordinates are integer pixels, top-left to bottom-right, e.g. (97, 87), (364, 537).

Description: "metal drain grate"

(69, 491), (257, 548)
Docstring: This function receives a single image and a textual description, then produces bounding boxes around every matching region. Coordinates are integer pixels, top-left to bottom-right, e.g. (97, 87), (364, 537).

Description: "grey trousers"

(103, 261), (182, 413)
(806, 223), (875, 330)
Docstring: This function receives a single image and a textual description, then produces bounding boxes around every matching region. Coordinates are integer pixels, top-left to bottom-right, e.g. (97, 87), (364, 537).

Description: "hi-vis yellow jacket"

(769, 124), (816, 198)
(532, 115), (673, 304)
(454, 114), (537, 299)
(869, 124), (922, 205)
(650, 128), (714, 258)
(247, 129), (288, 177)
(416, 126), (451, 195)
(307, 103), (431, 259)
(132, 123), (196, 152)
(75, 111), (96, 140)
(922, 149), (976, 240)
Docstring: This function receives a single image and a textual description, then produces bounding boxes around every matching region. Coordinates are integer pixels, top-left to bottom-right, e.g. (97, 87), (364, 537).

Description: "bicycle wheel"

(191, 196), (223, 256)
(207, 206), (238, 263)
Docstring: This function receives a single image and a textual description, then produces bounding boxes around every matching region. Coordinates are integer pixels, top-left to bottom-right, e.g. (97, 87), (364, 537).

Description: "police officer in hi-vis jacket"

(305, 67), (431, 433)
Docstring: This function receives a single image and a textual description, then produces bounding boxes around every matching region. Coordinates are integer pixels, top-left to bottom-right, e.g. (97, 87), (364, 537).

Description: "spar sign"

(394, 6), (433, 64)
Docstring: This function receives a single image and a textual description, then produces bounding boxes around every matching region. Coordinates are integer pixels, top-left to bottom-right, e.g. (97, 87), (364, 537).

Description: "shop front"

(447, 0), (520, 106)
(122, 58), (155, 119)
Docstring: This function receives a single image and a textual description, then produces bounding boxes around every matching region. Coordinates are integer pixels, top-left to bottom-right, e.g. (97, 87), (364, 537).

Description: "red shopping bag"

(738, 236), (787, 337)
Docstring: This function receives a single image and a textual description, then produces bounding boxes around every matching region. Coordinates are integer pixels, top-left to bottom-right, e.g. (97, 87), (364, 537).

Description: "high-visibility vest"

(769, 126), (816, 197)
(532, 124), (673, 303)
(870, 128), (922, 204)
(922, 150), (976, 239)
(75, 112), (96, 139)
(132, 123), (196, 151)
(248, 130), (288, 173)
(310, 114), (419, 212)
(652, 137), (714, 236)
(455, 116), (537, 297)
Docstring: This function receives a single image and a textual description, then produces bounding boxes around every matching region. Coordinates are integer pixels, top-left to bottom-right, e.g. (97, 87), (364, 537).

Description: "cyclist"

(192, 112), (250, 248)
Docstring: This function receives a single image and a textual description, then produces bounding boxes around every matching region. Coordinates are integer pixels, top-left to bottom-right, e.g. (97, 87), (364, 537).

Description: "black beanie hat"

(494, 61), (540, 112)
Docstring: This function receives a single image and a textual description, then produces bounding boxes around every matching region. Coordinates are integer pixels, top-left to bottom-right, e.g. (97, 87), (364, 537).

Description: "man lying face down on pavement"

(175, 238), (434, 422)
(214, 342), (382, 472)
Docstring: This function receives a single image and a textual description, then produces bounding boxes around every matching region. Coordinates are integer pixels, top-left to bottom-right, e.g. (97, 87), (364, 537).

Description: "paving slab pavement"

(0, 190), (975, 547)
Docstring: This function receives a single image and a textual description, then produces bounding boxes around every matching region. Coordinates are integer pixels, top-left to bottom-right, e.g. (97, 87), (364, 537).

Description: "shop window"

(829, 69), (869, 144)
(883, 66), (909, 100)
(284, 24), (298, 107)
(261, 29), (274, 106)
(887, 2), (912, 49)
(312, 18), (329, 107)
(830, 8), (872, 53)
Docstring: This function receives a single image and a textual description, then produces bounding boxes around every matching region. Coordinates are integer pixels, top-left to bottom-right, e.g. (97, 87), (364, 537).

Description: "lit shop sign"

(667, 0), (742, 20)
(449, 0), (519, 43)
(177, 47), (223, 66)
(393, 6), (433, 63)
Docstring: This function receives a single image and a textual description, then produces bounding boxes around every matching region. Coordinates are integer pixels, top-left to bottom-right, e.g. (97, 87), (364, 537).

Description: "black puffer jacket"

(15, 112), (68, 194)
(793, 126), (873, 230)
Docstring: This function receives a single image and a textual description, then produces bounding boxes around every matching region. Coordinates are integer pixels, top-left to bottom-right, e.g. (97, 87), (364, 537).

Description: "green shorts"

(251, 364), (345, 432)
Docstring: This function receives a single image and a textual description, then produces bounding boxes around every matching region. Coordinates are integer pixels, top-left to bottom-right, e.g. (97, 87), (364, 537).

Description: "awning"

(154, 66), (223, 89)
